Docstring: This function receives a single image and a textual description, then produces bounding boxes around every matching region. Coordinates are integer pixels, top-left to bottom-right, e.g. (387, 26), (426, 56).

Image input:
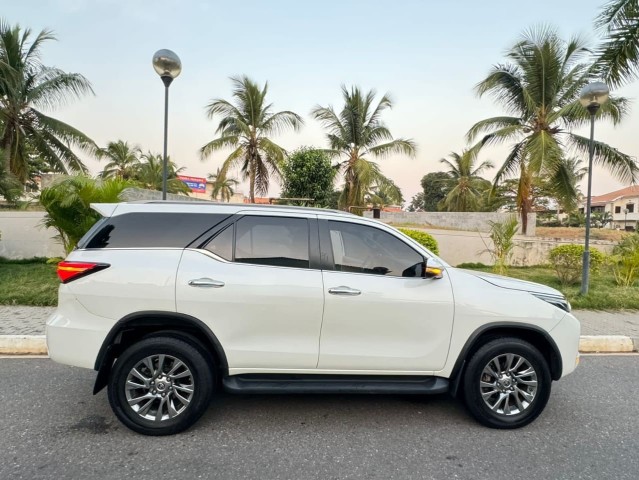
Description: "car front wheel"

(107, 336), (214, 435)
(462, 337), (551, 429)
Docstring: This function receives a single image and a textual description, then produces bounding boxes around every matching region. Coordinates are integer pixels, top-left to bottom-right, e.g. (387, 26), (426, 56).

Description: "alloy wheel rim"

(125, 354), (195, 422)
(479, 353), (538, 416)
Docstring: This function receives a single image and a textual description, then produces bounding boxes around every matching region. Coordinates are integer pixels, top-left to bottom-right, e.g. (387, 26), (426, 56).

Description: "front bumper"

(549, 312), (581, 378)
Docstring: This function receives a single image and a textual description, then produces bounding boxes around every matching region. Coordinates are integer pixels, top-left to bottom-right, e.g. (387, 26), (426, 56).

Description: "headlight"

(531, 292), (571, 312)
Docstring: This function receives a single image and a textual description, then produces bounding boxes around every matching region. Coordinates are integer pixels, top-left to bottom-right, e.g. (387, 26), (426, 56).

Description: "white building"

(584, 185), (639, 231)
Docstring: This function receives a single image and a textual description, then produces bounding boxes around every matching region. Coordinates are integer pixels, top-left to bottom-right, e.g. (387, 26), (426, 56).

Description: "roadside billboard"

(178, 175), (207, 193)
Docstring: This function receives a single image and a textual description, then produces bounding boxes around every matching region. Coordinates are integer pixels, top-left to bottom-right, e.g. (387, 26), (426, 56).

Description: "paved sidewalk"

(0, 306), (55, 335)
(0, 305), (638, 337)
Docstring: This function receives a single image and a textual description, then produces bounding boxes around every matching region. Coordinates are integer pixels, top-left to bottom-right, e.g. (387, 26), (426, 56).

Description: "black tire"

(462, 337), (551, 429)
(108, 336), (214, 436)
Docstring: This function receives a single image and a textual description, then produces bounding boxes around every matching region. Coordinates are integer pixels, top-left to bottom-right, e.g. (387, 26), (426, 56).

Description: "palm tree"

(439, 150), (494, 212)
(97, 140), (141, 180)
(596, 0), (639, 87)
(200, 76), (303, 203)
(312, 86), (416, 210)
(0, 20), (96, 183)
(544, 156), (587, 214)
(40, 176), (130, 253)
(365, 179), (403, 209)
(134, 152), (189, 194)
(208, 167), (239, 202)
(467, 27), (637, 233)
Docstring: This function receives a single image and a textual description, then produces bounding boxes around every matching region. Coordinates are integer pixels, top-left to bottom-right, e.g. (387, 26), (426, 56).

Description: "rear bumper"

(549, 312), (581, 378)
(46, 296), (115, 370)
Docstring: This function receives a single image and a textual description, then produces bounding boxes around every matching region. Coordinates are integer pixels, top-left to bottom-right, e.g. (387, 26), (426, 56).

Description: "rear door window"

(204, 224), (233, 260)
(84, 212), (230, 249)
(234, 216), (310, 269)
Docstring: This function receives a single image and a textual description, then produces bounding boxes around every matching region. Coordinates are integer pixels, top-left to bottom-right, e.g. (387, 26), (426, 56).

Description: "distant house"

(581, 185), (639, 231)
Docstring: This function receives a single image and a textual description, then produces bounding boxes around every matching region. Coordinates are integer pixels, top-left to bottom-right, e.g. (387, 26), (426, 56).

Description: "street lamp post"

(152, 49), (182, 200)
(579, 82), (609, 295)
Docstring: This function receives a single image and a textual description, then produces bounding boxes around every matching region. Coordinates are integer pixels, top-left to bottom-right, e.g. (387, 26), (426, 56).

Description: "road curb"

(578, 335), (636, 353)
(0, 334), (637, 356)
(0, 335), (47, 355)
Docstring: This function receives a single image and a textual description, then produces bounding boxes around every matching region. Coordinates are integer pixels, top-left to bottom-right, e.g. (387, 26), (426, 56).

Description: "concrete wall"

(0, 212), (64, 259)
(119, 188), (216, 202)
(424, 228), (614, 266)
(364, 211), (537, 236)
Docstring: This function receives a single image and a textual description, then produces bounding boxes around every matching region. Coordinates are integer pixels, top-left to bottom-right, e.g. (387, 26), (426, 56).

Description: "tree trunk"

(0, 134), (13, 176)
(249, 163), (255, 203)
(520, 196), (532, 235)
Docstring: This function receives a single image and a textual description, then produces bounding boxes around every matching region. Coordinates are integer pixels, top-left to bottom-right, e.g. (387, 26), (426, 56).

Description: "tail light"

(57, 261), (110, 283)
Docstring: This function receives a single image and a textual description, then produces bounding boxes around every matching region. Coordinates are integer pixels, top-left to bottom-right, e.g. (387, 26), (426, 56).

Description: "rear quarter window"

(84, 212), (230, 249)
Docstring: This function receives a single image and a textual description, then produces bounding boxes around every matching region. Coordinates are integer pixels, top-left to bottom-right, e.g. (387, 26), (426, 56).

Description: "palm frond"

(368, 139), (416, 158)
(28, 68), (94, 110)
(596, 0), (639, 87)
(553, 94), (630, 128)
(567, 132), (638, 183)
(261, 110), (304, 135)
(466, 116), (522, 142)
(493, 142), (525, 185)
(524, 130), (563, 174)
(199, 135), (240, 160)
(32, 110), (98, 155)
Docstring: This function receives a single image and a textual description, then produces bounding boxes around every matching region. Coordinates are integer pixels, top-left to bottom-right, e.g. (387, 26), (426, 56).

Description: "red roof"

(382, 206), (403, 212)
(590, 185), (639, 205)
(243, 197), (271, 204)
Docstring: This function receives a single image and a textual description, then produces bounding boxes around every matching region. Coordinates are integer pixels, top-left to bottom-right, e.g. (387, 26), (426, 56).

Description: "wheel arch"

(93, 311), (228, 394)
(449, 323), (563, 397)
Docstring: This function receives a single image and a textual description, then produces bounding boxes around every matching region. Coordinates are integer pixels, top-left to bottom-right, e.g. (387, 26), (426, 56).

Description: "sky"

(5, 0), (639, 201)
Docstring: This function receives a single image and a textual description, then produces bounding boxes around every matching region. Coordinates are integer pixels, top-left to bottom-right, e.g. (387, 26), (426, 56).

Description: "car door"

(176, 213), (325, 371)
(317, 219), (455, 372)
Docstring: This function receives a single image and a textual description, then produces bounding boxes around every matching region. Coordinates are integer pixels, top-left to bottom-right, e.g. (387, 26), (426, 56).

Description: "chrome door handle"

(188, 278), (225, 288)
(328, 286), (361, 296)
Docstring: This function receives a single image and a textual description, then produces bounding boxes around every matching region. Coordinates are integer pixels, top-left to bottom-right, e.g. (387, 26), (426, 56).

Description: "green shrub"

(610, 234), (639, 287)
(398, 228), (439, 255)
(548, 244), (604, 286)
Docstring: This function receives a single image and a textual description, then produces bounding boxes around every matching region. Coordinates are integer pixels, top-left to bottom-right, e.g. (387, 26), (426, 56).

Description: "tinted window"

(204, 225), (233, 260)
(235, 216), (309, 269)
(328, 221), (423, 277)
(85, 213), (229, 249)
(76, 217), (108, 249)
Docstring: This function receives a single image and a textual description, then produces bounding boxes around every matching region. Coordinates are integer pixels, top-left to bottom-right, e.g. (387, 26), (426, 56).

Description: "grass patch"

(535, 227), (628, 242)
(0, 259), (58, 306)
(457, 264), (639, 310)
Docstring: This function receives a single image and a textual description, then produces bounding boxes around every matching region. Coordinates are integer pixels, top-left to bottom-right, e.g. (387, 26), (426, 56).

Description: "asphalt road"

(1, 356), (637, 480)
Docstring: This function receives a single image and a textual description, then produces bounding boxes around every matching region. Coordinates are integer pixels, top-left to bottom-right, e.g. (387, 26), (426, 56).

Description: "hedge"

(398, 228), (439, 255)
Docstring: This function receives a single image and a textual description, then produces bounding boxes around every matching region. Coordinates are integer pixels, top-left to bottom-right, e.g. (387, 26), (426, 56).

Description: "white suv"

(46, 201), (580, 435)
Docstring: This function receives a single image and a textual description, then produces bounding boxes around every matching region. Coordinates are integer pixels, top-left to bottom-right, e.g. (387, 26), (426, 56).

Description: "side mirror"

(402, 259), (444, 279)
(402, 261), (426, 278)
(424, 259), (444, 279)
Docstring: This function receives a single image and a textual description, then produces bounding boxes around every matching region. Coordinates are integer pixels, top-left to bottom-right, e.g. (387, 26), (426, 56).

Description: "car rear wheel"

(462, 337), (551, 429)
(108, 336), (214, 435)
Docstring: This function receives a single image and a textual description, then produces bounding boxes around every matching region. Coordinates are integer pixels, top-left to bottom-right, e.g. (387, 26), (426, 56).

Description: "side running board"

(222, 374), (449, 395)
